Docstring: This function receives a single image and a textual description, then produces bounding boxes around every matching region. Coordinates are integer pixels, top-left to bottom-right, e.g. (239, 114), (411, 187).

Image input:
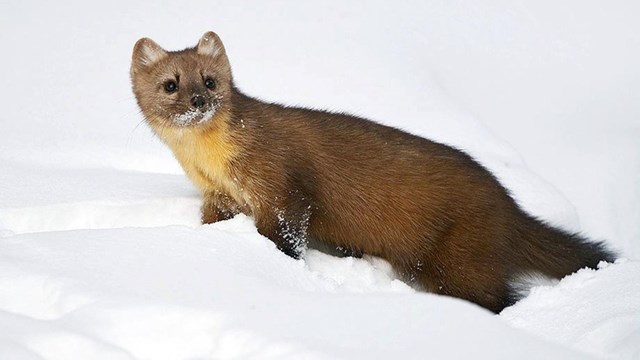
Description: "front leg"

(201, 191), (241, 224)
(254, 202), (311, 260)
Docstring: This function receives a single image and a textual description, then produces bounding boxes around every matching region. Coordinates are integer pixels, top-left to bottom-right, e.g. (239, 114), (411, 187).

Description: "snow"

(502, 260), (640, 359)
(1, 0), (639, 359)
(0, 221), (597, 360)
(172, 95), (221, 127)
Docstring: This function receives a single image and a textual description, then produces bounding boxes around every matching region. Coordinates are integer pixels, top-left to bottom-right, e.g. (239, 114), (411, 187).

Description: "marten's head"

(131, 32), (233, 129)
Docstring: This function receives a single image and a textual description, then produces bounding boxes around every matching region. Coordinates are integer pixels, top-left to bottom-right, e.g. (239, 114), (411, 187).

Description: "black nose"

(191, 95), (206, 108)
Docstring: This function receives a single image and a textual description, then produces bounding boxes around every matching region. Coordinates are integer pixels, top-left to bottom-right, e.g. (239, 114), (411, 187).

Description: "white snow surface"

(1, 1), (639, 359)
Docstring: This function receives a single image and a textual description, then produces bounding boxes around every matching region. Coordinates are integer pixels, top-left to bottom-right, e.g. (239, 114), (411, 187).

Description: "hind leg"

(412, 261), (511, 313)
(392, 233), (513, 313)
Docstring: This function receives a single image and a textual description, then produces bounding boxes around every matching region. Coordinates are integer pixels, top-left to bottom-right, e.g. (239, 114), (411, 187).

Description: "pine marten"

(130, 31), (616, 313)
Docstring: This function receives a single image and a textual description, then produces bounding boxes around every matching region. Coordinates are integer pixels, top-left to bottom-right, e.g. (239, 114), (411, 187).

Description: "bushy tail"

(517, 217), (617, 279)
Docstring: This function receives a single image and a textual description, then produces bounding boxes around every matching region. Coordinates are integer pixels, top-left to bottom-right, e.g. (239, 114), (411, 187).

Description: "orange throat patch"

(152, 112), (241, 201)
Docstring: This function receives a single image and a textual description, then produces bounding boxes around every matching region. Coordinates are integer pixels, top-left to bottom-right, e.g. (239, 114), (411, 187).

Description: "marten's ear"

(132, 37), (167, 69)
(197, 31), (226, 58)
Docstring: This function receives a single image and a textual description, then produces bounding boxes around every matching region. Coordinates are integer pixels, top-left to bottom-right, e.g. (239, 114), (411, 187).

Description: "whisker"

(125, 115), (148, 148)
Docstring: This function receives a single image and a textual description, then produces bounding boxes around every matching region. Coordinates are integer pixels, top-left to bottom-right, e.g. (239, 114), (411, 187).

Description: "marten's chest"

(158, 127), (247, 204)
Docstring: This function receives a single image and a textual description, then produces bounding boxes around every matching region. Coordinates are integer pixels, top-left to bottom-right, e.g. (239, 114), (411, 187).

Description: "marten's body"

(131, 32), (615, 312)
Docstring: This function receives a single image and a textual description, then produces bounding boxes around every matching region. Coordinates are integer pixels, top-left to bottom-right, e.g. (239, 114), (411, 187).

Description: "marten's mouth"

(172, 105), (217, 127)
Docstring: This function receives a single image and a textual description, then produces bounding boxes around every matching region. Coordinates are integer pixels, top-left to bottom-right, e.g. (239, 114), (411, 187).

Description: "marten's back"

(232, 95), (520, 272)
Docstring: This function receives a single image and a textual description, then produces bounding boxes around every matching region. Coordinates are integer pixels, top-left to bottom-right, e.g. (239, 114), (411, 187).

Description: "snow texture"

(173, 106), (217, 127)
(1, 1), (639, 359)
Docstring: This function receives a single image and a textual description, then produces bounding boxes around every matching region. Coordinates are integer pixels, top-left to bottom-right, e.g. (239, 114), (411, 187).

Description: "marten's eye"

(164, 81), (177, 93)
(204, 78), (216, 90)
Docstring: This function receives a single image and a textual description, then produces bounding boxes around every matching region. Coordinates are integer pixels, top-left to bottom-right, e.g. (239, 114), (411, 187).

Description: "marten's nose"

(191, 95), (206, 108)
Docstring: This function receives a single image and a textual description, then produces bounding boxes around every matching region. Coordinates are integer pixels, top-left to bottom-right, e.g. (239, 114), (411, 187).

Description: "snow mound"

(501, 260), (640, 359)
(2, 222), (618, 360)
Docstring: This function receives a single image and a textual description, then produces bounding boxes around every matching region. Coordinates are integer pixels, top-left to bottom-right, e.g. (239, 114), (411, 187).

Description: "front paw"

(201, 210), (220, 224)
(201, 203), (222, 224)
(277, 243), (305, 260)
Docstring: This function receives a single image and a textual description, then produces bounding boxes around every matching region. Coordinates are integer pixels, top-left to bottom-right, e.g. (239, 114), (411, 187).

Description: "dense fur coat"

(131, 32), (616, 312)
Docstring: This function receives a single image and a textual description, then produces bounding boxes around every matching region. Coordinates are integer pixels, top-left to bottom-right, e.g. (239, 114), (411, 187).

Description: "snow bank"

(502, 260), (640, 359)
(0, 219), (609, 360)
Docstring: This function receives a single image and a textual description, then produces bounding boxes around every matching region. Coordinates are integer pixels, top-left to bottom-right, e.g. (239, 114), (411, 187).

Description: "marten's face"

(130, 32), (233, 129)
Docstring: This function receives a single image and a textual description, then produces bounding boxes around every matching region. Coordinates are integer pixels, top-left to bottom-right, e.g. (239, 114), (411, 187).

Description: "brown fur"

(131, 32), (616, 313)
